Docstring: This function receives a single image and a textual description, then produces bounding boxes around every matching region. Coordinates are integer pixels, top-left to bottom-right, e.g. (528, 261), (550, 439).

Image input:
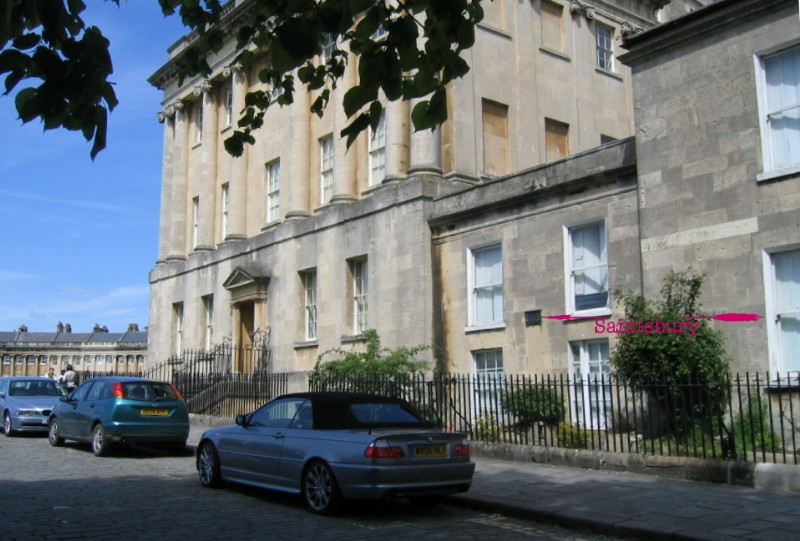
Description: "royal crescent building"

(146, 0), (799, 388)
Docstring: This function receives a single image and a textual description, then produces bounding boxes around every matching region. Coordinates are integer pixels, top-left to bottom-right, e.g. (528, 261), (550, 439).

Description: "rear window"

(316, 398), (436, 430)
(122, 382), (180, 402)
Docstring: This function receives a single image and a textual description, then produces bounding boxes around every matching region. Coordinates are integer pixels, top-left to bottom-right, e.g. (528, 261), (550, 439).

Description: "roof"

(1, 330), (147, 346)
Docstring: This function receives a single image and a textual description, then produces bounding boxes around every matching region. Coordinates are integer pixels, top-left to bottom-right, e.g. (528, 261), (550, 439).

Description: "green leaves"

(2, 0), (484, 158)
(1, 0), (118, 159)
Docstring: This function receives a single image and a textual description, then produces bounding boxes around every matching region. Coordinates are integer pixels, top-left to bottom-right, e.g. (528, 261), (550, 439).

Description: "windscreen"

(9, 379), (63, 397)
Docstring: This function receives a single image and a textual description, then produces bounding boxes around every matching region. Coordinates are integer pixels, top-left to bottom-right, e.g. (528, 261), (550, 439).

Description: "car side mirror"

(235, 414), (248, 426)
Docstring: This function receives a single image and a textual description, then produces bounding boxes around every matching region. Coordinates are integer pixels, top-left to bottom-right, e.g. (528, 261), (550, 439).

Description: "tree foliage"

(1, 0), (485, 158)
(611, 270), (731, 437)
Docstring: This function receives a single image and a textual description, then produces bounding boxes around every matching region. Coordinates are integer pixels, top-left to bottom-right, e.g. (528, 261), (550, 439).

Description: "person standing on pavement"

(62, 364), (77, 392)
(46, 367), (57, 380)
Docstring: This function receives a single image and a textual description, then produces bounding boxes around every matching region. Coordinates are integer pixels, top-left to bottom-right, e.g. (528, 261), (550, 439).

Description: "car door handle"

(273, 432), (285, 439)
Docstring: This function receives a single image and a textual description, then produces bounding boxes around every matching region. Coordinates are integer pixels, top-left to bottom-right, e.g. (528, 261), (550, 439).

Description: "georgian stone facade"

(146, 0), (727, 383)
(0, 325), (147, 377)
(620, 0), (800, 374)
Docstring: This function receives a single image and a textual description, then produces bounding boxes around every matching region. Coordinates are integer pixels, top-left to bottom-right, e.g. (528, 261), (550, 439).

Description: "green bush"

(732, 393), (779, 458)
(472, 413), (501, 442)
(611, 270), (731, 438)
(501, 386), (565, 427)
(557, 423), (589, 449)
(310, 329), (428, 394)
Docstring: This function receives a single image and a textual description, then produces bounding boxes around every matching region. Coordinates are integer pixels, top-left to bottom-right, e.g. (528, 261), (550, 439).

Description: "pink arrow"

(681, 313), (763, 322)
(542, 314), (600, 321)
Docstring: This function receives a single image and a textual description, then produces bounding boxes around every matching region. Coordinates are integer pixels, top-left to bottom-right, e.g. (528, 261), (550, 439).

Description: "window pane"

(571, 223), (608, 311)
(765, 47), (800, 169)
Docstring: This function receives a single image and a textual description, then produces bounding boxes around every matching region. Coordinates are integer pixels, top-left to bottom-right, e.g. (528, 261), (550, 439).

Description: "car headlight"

(14, 409), (41, 416)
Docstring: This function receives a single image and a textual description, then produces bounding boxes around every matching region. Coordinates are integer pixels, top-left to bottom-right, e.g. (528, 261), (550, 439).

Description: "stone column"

(384, 98), (410, 182)
(168, 101), (189, 260)
(331, 52), (358, 203)
(408, 98), (442, 175)
(195, 80), (217, 251)
(156, 108), (174, 262)
(227, 65), (248, 239)
(285, 84), (312, 219)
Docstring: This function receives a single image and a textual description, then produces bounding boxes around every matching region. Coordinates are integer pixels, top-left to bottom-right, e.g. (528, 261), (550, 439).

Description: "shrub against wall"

(611, 271), (731, 438)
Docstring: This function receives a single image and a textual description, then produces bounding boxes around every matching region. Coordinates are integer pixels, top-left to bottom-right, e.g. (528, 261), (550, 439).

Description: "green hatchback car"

(48, 377), (190, 456)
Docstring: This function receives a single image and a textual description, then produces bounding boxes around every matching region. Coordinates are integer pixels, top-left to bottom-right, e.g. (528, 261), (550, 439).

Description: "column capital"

(192, 80), (213, 97)
(222, 63), (244, 78)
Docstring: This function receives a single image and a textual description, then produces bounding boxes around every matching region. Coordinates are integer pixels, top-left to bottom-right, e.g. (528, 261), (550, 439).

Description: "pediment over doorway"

(223, 266), (269, 303)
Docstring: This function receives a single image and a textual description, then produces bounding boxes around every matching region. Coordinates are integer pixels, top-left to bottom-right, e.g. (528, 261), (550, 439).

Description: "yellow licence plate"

(140, 408), (169, 416)
(414, 445), (447, 457)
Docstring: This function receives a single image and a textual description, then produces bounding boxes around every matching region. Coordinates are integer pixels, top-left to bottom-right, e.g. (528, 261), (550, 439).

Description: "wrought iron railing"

(310, 372), (800, 465)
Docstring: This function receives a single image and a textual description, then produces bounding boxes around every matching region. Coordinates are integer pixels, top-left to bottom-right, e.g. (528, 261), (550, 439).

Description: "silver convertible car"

(196, 392), (475, 514)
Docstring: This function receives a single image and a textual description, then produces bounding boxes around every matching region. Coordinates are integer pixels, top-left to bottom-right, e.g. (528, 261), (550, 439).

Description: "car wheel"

(408, 495), (446, 507)
(91, 424), (111, 457)
(197, 442), (223, 488)
(48, 418), (65, 447)
(302, 460), (342, 515)
(3, 411), (15, 437)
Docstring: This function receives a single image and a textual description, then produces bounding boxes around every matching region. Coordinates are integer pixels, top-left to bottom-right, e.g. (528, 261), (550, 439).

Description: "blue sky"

(0, 3), (188, 334)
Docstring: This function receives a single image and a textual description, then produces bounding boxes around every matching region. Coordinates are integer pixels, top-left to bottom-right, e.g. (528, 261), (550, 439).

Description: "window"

(545, 118), (569, 161)
(369, 112), (386, 186)
(14, 355), (22, 365)
(192, 196), (199, 249)
(541, 0), (563, 52)
(757, 45), (800, 175)
(351, 258), (368, 334)
(94, 355), (102, 366)
(203, 295), (214, 350)
(320, 33), (335, 65)
(320, 135), (334, 204)
(221, 183), (229, 240)
(2, 355), (9, 365)
(468, 245), (504, 327)
(27, 355), (35, 365)
(570, 340), (611, 429)
(266, 160), (281, 222)
(595, 22), (614, 72)
(50, 355), (58, 365)
(482, 100), (509, 176)
(473, 349), (504, 416)
(173, 302), (184, 355)
(195, 101), (203, 143)
(767, 249), (800, 372)
(224, 84), (233, 127)
(39, 355), (47, 365)
(566, 222), (609, 314)
(302, 270), (318, 341)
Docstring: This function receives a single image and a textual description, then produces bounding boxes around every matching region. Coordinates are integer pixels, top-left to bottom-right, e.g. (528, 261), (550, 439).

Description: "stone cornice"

(147, 0), (258, 90)
(619, 0), (795, 67)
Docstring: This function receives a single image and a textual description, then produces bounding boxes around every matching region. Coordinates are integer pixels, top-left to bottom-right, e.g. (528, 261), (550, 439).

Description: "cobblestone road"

(0, 434), (618, 541)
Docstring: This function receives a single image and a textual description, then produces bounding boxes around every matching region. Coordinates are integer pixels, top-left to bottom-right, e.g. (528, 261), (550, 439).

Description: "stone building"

(620, 0), (800, 374)
(146, 0), (714, 383)
(0, 324), (147, 377)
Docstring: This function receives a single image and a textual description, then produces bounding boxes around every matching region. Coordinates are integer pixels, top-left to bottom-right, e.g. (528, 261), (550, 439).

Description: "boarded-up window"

(545, 118), (569, 161)
(482, 100), (509, 176)
(541, 1), (563, 51)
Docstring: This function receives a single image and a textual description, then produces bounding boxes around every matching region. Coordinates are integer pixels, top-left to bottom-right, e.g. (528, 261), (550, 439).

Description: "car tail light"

(453, 442), (470, 458)
(169, 384), (184, 401)
(111, 382), (124, 399)
(364, 440), (405, 459)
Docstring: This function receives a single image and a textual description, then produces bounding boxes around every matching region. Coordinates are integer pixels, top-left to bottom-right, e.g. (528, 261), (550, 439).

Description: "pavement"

(187, 424), (800, 541)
